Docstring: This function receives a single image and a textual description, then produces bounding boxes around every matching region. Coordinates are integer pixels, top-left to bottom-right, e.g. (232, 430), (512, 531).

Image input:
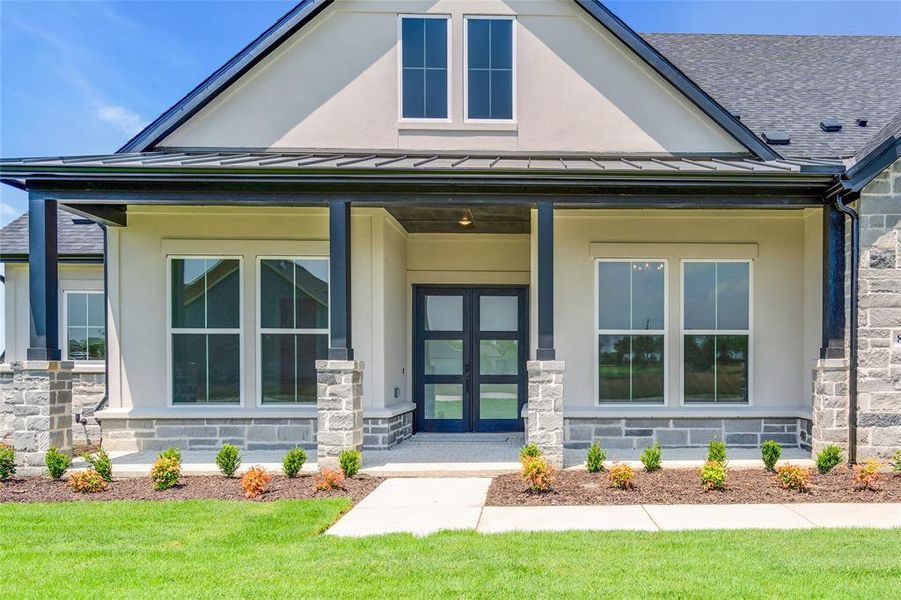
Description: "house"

(1, 0), (899, 470)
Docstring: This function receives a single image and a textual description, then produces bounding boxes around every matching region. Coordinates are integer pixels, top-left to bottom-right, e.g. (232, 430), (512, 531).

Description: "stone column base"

(0, 361), (74, 474)
(811, 358), (849, 455)
(316, 360), (364, 470)
(526, 360), (564, 469)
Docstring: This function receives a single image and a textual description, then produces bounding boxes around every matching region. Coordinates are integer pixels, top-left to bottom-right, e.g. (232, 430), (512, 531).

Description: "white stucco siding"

(160, 0), (745, 155)
(3, 264), (104, 363)
(536, 209), (822, 417)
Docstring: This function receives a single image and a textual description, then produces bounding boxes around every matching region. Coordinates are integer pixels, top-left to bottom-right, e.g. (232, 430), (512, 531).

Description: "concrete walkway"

(327, 478), (901, 537)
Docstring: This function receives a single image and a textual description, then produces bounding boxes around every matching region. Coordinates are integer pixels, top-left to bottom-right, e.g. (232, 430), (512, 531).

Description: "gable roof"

(839, 109), (901, 193)
(119, 0), (781, 160)
(644, 34), (901, 158)
(0, 209), (104, 262)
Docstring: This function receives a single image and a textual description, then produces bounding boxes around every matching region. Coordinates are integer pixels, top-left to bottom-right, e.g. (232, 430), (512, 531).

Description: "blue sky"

(1, 0), (899, 225)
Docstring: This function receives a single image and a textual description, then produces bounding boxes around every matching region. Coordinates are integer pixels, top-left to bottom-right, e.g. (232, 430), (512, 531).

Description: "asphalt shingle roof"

(642, 33), (901, 158)
(0, 209), (104, 260)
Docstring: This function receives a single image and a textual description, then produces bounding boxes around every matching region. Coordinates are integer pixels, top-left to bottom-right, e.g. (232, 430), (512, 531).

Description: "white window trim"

(679, 258), (754, 406)
(166, 255), (245, 408)
(62, 290), (105, 363)
(397, 13), (452, 124)
(594, 258), (668, 407)
(255, 256), (330, 408)
(463, 14), (517, 123)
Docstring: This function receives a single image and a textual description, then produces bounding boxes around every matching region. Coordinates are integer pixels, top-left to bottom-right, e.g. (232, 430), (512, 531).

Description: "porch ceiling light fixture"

(458, 210), (473, 227)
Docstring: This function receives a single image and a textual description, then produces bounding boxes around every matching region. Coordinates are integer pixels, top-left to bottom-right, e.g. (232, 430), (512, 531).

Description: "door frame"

(412, 284), (529, 433)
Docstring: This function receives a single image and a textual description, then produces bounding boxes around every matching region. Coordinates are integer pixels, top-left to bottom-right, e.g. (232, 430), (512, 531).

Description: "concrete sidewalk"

(327, 478), (901, 537)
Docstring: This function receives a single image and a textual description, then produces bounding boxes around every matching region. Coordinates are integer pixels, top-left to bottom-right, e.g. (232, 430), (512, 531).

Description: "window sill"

(563, 406), (812, 419)
(96, 404), (416, 420)
(398, 121), (518, 133)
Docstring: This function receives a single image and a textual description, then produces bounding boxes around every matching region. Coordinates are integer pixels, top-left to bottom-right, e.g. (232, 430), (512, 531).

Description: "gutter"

(833, 194), (859, 465)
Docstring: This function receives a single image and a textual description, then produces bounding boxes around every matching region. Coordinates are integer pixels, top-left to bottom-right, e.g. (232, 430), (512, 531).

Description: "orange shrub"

(68, 469), (108, 493)
(521, 457), (555, 492)
(240, 466), (272, 499)
(854, 459), (882, 490)
(608, 463), (635, 490)
(775, 464), (811, 491)
(314, 468), (345, 491)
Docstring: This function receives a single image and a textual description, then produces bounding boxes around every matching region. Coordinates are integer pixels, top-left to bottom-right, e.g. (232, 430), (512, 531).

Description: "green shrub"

(0, 443), (16, 480)
(707, 440), (727, 464)
(83, 448), (113, 482)
(339, 449), (362, 478)
(761, 440), (782, 472)
(150, 456), (181, 490)
(816, 444), (843, 474)
(640, 442), (662, 472)
(700, 460), (727, 491)
(45, 447), (71, 480)
(158, 447), (182, 463)
(215, 444), (241, 478)
(282, 447), (307, 478)
(519, 443), (542, 463)
(891, 449), (901, 473)
(68, 469), (107, 493)
(585, 443), (606, 473)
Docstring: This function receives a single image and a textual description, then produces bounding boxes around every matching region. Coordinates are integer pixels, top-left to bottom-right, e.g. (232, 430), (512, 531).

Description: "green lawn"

(2, 500), (900, 599)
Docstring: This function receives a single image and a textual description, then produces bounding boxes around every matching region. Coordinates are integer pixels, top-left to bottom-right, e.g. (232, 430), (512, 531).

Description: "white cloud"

(94, 103), (148, 136)
(0, 199), (22, 224)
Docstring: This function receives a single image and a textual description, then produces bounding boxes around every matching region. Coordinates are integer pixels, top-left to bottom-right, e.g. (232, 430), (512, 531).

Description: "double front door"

(413, 286), (528, 433)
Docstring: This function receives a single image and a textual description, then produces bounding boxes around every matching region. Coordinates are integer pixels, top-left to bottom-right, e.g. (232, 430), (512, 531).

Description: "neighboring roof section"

(644, 33), (901, 158)
(0, 150), (843, 176)
(0, 209), (104, 261)
(840, 109), (901, 193)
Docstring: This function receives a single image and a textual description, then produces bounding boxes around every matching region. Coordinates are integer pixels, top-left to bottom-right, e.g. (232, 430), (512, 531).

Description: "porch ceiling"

(386, 205), (530, 234)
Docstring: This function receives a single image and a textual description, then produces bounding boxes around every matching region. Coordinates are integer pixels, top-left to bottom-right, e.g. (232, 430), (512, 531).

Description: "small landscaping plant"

(608, 463), (635, 490)
(240, 466), (272, 499)
(640, 442), (662, 472)
(816, 444), (843, 474)
(521, 457), (555, 492)
(0, 442), (16, 480)
(585, 443), (606, 473)
(158, 447), (182, 463)
(282, 448), (307, 478)
(339, 449), (362, 478)
(761, 440), (781, 472)
(775, 464), (811, 491)
(215, 444), (241, 478)
(314, 468), (346, 491)
(700, 460), (727, 491)
(519, 443), (542, 464)
(45, 447), (71, 480)
(853, 459), (882, 490)
(82, 448), (113, 482)
(68, 469), (107, 493)
(707, 440), (727, 464)
(890, 449), (901, 473)
(150, 456), (181, 491)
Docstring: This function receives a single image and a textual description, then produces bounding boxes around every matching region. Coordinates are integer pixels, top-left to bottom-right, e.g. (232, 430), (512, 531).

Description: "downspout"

(833, 194), (858, 465)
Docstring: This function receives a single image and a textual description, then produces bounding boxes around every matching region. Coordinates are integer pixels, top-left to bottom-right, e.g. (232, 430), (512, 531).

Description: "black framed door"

(413, 286), (527, 433)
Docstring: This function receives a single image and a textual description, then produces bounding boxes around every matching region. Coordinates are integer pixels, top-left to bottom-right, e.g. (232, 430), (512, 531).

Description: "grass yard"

(2, 499), (900, 599)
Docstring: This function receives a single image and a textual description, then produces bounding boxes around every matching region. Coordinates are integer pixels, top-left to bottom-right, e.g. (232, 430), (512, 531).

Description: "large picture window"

(596, 260), (666, 404)
(682, 260), (751, 404)
(258, 258), (329, 404)
(64, 291), (105, 361)
(400, 15), (450, 120)
(465, 16), (514, 120)
(169, 257), (241, 405)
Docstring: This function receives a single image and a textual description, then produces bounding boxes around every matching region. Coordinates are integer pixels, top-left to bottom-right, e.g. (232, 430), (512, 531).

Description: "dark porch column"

(328, 200), (353, 360)
(536, 201), (555, 360)
(821, 203), (845, 358)
(27, 193), (61, 360)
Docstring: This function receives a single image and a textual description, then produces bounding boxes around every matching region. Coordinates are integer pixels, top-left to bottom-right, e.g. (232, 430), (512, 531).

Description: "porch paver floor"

(327, 478), (901, 536)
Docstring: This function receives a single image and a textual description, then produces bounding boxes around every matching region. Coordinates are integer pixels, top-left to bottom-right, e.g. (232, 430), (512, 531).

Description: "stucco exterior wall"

(159, 0), (744, 155)
(534, 208), (822, 419)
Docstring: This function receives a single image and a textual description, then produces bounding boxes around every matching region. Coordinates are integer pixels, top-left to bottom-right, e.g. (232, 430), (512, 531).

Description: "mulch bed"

(487, 468), (901, 506)
(0, 474), (382, 504)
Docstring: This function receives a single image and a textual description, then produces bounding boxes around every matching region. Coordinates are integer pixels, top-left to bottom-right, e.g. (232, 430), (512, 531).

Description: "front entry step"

(406, 433), (525, 444)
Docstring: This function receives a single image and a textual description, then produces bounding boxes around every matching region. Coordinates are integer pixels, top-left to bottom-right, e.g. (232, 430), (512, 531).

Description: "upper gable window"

(400, 15), (450, 120)
(465, 17), (515, 121)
